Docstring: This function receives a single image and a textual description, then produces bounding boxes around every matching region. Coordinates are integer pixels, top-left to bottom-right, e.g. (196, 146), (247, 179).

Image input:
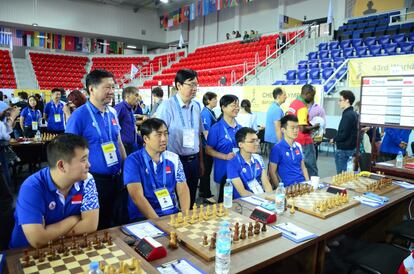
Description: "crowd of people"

(226, 30), (260, 42)
(0, 68), (412, 251)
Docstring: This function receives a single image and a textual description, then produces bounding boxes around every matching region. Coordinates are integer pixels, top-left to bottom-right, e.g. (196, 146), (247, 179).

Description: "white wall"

(0, 0), (166, 43)
(240, 0), (279, 34)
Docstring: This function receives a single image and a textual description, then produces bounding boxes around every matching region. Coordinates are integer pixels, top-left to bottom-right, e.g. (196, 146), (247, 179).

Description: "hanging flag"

(168, 18), (173, 28)
(189, 3), (196, 20)
(173, 10), (180, 26)
(229, 0), (238, 7)
(216, 0), (223, 10)
(327, 0), (333, 24)
(12, 29), (23, 47)
(196, 0), (203, 17)
(46, 33), (52, 49)
(209, 0), (216, 13)
(179, 33), (184, 48)
(203, 0), (210, 16)
(65, 35), (75, 51)
(61, 35), (66, 50)
(0, 27), (12, 48)
(117, 41), (124, 54)
(181, 5), (190, 22)
(109, 41), (117, 54)
(160, 14), (168, 29)
(34, 31), (40, 47)
(130, 64), (138, 79)
(75, 37), (82, 51)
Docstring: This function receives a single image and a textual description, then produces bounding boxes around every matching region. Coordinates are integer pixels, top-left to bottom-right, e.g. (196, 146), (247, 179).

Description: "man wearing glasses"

(156, 69), (204, 206)
(269, 115), (309, 187)
(227, 127), (272, 199)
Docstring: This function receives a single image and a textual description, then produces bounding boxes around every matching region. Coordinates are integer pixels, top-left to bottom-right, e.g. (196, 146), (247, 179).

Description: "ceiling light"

(127, 45), (137, 49)
(160, 0), (168, 3)
(32, 23), (38, 26)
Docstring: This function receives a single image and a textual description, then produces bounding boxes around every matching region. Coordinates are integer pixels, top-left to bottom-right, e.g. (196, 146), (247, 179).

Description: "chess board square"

(112, 250), (125, 257)
(69, 266), (84, 274)
(49, 259), (64, 267)
(77, 258), (91, 266)
(63, 257), (76, 264)
(65, 261), (81, 269)
(96, 248), (111, 255)
(86, 250), (99, 257)
(188, 234), (199, 240)
(88, 256), (102, 262)
(73, 254), (88, 261)
(118, 254), (130, 261)
(22, 265), (38, 273)
(53, 265), (67, 272)
(102, 253), (114, 259)
(37, 262), (52, 270)
(106, 257), (118, 265)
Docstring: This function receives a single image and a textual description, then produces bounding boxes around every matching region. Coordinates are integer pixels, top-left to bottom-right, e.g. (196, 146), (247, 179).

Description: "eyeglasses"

(183, 82), (199, 89)
(244, 139), (260, 144)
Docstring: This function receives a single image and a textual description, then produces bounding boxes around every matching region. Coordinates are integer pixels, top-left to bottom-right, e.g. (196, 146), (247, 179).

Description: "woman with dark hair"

(206, 94), (241, 202)
(236, 99), (257, 131)
(20, 96), (42, 138)
(63, 90), (87, 122)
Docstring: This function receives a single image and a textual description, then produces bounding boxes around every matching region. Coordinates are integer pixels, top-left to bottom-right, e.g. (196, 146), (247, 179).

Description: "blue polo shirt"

(380, 128), (411, 155)
(123, 149), (186, 220)
(265, 102), (284, 144)
(207, 118), (242, 183)
(65, 101), (121, 175)
(270, 139), (305, 186)
(200, 107), (217, 146)
(44, 101), (65, 131)
(20, 107), (41, 127)
(10, 167), (99, 248)
(227, 153), (265, 199)
(114, 101), (137, 145)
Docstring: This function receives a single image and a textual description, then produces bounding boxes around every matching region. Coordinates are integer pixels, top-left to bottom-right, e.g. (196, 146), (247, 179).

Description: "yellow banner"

(13, 89), (52, 102)
(348, 55), (414, 87)
(242, 85), (323, 113)
(349, 0), (404, 17)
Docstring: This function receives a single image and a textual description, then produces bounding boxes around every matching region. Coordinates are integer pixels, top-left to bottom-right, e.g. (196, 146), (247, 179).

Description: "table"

(4, 179), (414, 274)
(372, 158), (414, 181)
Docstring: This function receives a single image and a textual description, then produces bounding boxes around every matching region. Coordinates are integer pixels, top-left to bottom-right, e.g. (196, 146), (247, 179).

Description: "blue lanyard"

(86, 102), (113, 144)
(51, 102), (61, 114)
(236, 153), (257, 180)
(27, 109), (39, 122)
(173, 95), (194, 128)
(143, 151), (167, 190)
(205, 108), (217, 122)
(223, 122), (239, 147)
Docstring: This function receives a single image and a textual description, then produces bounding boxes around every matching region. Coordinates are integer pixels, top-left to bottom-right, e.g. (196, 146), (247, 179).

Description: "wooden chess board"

(8, 233), (154, 274)
(329, 176), (399, 195)
(157, 208), (281, 261)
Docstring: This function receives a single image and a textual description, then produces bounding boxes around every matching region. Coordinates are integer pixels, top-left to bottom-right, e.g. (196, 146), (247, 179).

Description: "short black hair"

(122, 86), (138, 100)
(220, 94), (239, 109)
(141, 118), (168, 139)
(202, 91), (217, 106)
(174, 69), (198, 89)
(272, 87), (284, 99)
(339, 90), (355, 105)
(236, 127), (257, 146)
(19, 91), (28, 100)
(301, 84), (315, 95)
(85, 69), (114, 95)
(51, 88), (65, 95)
(151, 87), (164, 98)
(47, 134), (89, 168)
(281, 114), (298, 128)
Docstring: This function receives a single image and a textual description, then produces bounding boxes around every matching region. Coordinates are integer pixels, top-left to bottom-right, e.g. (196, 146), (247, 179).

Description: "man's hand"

(225, 152), (236, 160)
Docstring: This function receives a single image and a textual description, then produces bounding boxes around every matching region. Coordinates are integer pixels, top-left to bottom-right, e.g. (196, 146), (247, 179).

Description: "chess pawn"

(203, 234), (208, 246)
(169, 214), (175, 226)
(185, 209), (190, 220)
(198, 210), (204, 221)
(212, 203), (217, 214)
(176, 212), (183, 223)
(206, 205), (211, 216)
(290, 203), (295, 214)
(169, 232), (178, 249)
(192, 203), (198, 215)
(199, 204), (204, 215)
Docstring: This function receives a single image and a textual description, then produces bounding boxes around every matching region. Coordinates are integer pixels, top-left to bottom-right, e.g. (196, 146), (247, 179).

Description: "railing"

(323, 59), (349, 94)
(390, 11), (414, 25)
(232, 23), (317, 86)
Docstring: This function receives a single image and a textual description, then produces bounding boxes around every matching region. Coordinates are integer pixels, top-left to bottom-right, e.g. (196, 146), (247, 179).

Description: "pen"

(273, 225), (297, 236)
(171, 262), (183, 274)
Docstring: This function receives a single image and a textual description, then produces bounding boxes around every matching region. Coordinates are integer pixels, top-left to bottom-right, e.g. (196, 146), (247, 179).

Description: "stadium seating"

(30, 52), (88, 90)
(0, 49), (17, 88)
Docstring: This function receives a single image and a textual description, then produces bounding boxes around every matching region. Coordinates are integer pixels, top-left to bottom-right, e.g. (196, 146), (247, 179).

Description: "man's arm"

(22, 216), (80, 248)
(274, 121), (282, 142)
(127, 183), (159, 219)
(232, 177), (253, 197)
(118, 134), (127, 161)
(205, 145), (235, 160)
(176, 182), (190, 212)
(19, 116), (25, 132)
(260, 170), (273, 192)
(198, 136), (205, 177)
(301, 160), (309, 181)
(69, 209), (99, 235)
(268, 163), (279, 187)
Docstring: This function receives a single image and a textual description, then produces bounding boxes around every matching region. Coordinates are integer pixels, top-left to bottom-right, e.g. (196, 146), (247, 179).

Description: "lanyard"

(223, 122), (239, 147)
(205, 108), (217, 122)
(173, 95), (194, 128)
(143, 151), (167, 190)
(51, 102), (61, 114)
(27, 109), (39, 122)
(236, 153), (257, 180)
(86, 102), (113, 144)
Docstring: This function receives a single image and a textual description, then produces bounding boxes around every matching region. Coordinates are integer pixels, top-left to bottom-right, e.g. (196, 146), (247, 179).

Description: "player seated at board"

(123, 118), (190, 221)
(10, 134), (99, 248)
(227, 127), (273, 199)
(269, 115), (310, 187)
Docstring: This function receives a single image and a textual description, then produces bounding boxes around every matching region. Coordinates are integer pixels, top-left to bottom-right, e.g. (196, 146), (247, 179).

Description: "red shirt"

(287, 98), (313, 145)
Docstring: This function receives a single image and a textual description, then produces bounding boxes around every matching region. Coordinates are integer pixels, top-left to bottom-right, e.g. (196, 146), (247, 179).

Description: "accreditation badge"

(154, 188), (174, 211)
(101, 142), (118, 167)
(182, 129), (195, 149)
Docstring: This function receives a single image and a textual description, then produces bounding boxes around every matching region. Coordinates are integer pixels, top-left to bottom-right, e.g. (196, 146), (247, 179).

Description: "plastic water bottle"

(215, 221), (232, 274)
(35, 130), (41, 141)
(87, 261), (103, 274)
(223, 179), (233, 209)
(396, 151), (403, 168)
(275, 182), (285, 214)
(346, 156), (354, 172)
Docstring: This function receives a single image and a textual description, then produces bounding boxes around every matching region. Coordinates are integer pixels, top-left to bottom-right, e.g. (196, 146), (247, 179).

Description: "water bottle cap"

(90, 261), (99, 270)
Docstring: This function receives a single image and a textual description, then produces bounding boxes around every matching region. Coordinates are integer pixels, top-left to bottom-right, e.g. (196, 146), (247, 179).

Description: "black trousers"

(23, 127), (36, 138)
(0, 174), (14, 251)
(199, 147), (213, 198)
(90, 172), (128, 229)
(123, 143), (137, 156)
(179, 154), (200, 207)
(217, 176), (227, 203)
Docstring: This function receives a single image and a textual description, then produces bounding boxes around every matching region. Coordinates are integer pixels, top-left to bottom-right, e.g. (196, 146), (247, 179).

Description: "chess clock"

(134, 237), (167, 261)
(326, 185), (347, 195)
(250, 206), (277, 224)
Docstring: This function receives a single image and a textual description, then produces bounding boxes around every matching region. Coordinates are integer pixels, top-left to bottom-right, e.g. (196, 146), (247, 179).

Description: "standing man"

(287, 84), (319, 177)
(44, 88), (66, 134)
(330, 90), (358, 173)
(156, 69), (204, 207)
(149, 87), (164, 117)
(123, 118), (190, 221)
(66, 69), (127, 229)
(265, 87), (286, 148)
(114, 87), (141, 155)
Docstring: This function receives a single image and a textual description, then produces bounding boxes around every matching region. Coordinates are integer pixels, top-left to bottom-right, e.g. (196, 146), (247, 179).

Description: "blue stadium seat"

(343, 48), (354, 58)
(409, 33), (414, 42)
(321, 61), (332, 69)
(310, 79), (322, 85)
(368, 21), (378, 27)
(309, 61), (320, 69)
(383, 43), (397, 55)
(319, 50), (330, 59)
(322, 68), (334, 80)
(330, 49), (342, 58)
(309, 69), (320, 80)
(333, 58), (345, 69)
(355, 46), (369, 57)
(336, 66), (348, 79)
(393, 33), (406, 44)
(364, 37), (377, 47)
(297, 69), (308, 80)
(324, 79), (336, 93)
(286, 80), (297, 85)
(318, 43), (328, 51)
(399, 42), (414, 54)
(285, 70), (297, 80)
(340, 39), (352, 49)
(369, 45), (383, 56)
(352, 38), (363, 48)
(357, 22), (368, 29)
(273, 80), (285, 85)
(307, 51), (318, 60)
(297, 80), (308, 85)
(386, 25), (400, 35)
(298, 60), (308, 70)
(352, 31), (363, 39)
(378, 35), (391, 45)
(329, 41), (340, 50)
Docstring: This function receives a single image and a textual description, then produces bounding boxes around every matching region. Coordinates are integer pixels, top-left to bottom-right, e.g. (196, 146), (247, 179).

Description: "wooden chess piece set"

(332, 171), (358, 185)
(169, 203), (229, 228)
(285, 183), (314, 199)
(312, 193), (350, 213)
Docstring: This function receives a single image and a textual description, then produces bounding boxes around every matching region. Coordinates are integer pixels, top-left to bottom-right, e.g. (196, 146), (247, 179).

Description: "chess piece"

(33, 248), (40, 259)
(209, 236), (216, 249)
(190, 214), (197, 224)
(81, 233), (88, 248)
(248, 223), (253, 237)
(218, 203), (224, 217)
(192, 203), (198, 215)
(108, 236), (113, 246)
(38, 251), (45, 262)
(95, 237), (104, 249)
(169, 214), (175, 226)
(254, 222), (260, 235)
(49, 247), (59, 260)
(206, 204), (211, 216)
(22, 250), (32, 267)
(198, 209), (204, 221)
(103, 232), (109, 243)
(199, 204), (204, 215)
(169, 232), (178, 249)
(261, 223), (267, 232)
(63, 246), (70, 256)
(72, 243), (82, 255)
(233, 226), (240, 241)
(100, 261), (105, 272)
(177, 212), (183, 223)
(240, 224), (247, 240)
(213, 203), (217, 214)
(290, 202), (295, 214)
(185, 209), (190, 221)
(203, 234), (208, 246)
(94, 233), (99, 244)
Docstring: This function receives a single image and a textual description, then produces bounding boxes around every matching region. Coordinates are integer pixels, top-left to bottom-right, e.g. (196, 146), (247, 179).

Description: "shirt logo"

(285, 152), (290, 156)
(49, 201), (56, 210)
(111, 118), (117, 126)
(256, 163), (260, 169)
(166, 165), (172, 174)
(242, 168), (247, 173)
(71, 194), (83, 205)
(295, 149), (300, 155)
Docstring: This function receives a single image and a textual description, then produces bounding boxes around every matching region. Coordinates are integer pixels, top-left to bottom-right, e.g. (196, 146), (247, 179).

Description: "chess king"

(10, 134), (99, 248)
(123, 118), (191, 221)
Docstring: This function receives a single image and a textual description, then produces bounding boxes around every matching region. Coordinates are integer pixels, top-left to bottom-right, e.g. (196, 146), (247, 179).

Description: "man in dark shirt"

(330, 90), (358, 173)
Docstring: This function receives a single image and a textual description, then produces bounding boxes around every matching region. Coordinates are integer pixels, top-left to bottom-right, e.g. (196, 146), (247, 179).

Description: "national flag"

(216, 0), (223, 10)
(181, 5), (190, 22)
(203, 0), (210, 16)
(38, 32), (46, 48)
(189, 3), (196, 20)
(82, 37), (90, 53)
(196, 0), (203, 17)
(46, 33), (53, 49)
(57, 35), (62, 49)
(327, 0), (333, 24)
(209, 0), (216, 13)
(33, 31), (40, 47)
(109, 41), (117, 54)
(179, 33), (184, 48)
(160, 14), (168, 29)
(229, 0), (238, 7)
(65, 35), (75, 51)
(130, 64), (138, 79)
(12, 29), (23, 47)
(71, 194), (83, 205)
(117, 41), (124, 54)
(0, 27), (12, 49)
(168, 18), (173, 28)
(165, 165), (172, 174)
(75, 37), (82, 51)
(173, 11), (180, 26)
(61, 35), (66, 50)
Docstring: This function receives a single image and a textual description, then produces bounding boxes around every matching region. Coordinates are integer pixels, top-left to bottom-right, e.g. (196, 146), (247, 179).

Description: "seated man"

(269, 115), (309, 187)
(124, 118), (190, 221)
(10, 134), (99, 248)
(227, 127), (273, 199)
